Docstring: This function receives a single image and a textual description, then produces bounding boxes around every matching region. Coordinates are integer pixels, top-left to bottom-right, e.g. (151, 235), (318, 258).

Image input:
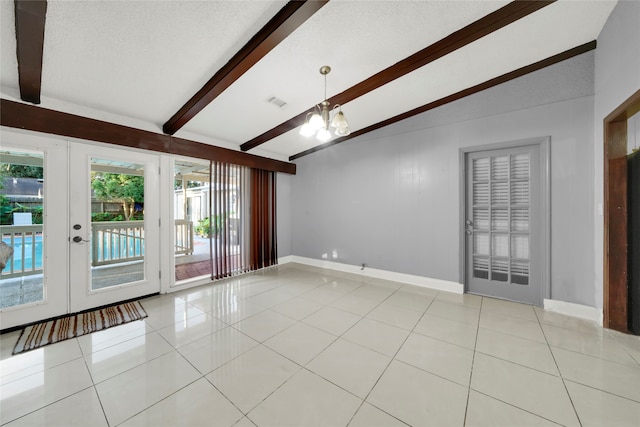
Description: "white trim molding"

(544, 299), (603, 326)
(279, 256), (464, 294)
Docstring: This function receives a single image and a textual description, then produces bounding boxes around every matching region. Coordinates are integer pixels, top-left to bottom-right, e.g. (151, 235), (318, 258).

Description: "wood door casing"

(604, 88), (640, 332)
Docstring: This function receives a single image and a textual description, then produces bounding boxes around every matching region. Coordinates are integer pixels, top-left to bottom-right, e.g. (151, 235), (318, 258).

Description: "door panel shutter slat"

(473, 183), (489, 205)
(511, 181), (529, 205)
(491, 182), (509, 205)
(491, 156), (509, 180)
(511, 153), (530, 179)
(491, 208), (508, 231)
(473, 158), (489, 181)
(511, 209), (529, 232)
(474, 208), (489, 230)
(491, 233), (509, 257)
(474, 233), (490, 256)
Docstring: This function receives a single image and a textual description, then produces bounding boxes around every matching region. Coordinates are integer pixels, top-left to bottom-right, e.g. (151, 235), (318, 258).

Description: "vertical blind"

(250, 169), (277, 271)
(209, 161), (277, 280)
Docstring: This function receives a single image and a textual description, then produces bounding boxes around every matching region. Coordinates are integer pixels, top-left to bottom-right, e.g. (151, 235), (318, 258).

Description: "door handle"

(72, 236), (89, 243)
(465, 230), (473, 235)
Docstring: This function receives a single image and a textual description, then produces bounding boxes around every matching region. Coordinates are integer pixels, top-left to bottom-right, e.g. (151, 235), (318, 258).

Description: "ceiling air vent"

(267, 96), (287, 109)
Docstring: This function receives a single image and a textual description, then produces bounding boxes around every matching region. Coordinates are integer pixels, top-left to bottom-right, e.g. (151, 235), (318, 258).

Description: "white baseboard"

(277, 255), (295, 265)
(279, 255), (463, 294)
(544, 299), (603, 326)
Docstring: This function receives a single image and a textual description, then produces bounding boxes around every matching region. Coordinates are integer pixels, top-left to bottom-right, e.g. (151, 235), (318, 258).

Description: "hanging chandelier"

(300, 65), (350, 141)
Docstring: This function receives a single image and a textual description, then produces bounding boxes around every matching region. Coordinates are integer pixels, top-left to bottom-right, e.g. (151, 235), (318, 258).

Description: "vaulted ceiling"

(0, 0), (617, 164)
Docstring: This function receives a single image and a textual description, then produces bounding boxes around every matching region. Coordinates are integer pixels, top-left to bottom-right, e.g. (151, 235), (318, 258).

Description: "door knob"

(465, 230), (473, 235)
(72, 236), (89, 243)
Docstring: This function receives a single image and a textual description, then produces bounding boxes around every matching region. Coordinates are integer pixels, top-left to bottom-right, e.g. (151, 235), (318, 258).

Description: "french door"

(0, 134), (68, 329)
(68, 143), (159, 313)
(0, 131), (159, 330)
(464, 143), (545, 305)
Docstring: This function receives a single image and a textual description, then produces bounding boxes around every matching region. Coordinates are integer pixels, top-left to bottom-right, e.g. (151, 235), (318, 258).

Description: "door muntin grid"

(471, 153), (530, 286)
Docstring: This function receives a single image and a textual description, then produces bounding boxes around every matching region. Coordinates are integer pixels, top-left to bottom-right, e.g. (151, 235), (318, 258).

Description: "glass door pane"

(173, 160), (212, 283)
(90, 158), (145, 289)
(0, 151), (45, 308)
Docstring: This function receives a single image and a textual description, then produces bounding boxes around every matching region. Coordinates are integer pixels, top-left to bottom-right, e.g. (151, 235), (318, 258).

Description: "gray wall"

(290, 51), (598, 306)
(277, 173), (293, 257)
(593, 0), (640, 308)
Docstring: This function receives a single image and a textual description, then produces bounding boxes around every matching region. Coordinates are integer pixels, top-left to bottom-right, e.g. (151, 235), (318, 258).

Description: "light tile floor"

(1, 263), (640, 426)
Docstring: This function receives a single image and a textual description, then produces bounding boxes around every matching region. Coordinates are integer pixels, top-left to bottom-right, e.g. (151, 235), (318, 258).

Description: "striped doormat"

(12, 301), (147, 355)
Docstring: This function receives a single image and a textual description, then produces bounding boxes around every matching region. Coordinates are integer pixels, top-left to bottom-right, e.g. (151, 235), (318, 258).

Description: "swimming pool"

(2, 235), (43, 271)
(2, 234), (145, 272)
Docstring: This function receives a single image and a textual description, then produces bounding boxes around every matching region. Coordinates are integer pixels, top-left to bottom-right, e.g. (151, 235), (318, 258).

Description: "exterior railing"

(175, 219), (194, 255)
(0, 225), (43, 279)
(92, 221), (145, 266)
(1, 220), (195, 277)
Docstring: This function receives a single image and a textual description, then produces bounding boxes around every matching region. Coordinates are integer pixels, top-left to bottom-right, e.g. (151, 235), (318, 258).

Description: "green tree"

(92, 173), (144, 221)
(0, 164), (43, 179)
(0, 163), (44, 224)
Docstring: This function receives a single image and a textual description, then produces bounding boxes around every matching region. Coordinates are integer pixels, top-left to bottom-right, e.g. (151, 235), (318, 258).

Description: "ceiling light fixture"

(300, 66), (350, 141)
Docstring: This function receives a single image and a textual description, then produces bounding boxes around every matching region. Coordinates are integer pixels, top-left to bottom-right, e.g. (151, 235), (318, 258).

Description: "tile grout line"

(545, 336), (640, 369)
(229, 278), (391, 423)
(562, 377), (640, 404)
(202, 373), (253, 426)
(9, 267), (636, 426)
(462, 295), (483, 426)
(344, 290), (441, 427)
(534, 304), (584, 427)
(165, 320), (261, 425)
(469, 388), (566, 426)
(187, 276), (368, 423)
(113, 319), (257, 426)
(0, 341), (104, 426)
(79, 336), (111, 427)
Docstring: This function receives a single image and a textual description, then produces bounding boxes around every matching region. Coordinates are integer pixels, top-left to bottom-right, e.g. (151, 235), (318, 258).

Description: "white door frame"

(459, 137), (551, 304)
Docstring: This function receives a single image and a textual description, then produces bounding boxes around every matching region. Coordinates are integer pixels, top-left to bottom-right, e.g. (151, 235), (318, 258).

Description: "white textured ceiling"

(0, 0), (618, 162)
(179, 0), (509, 143)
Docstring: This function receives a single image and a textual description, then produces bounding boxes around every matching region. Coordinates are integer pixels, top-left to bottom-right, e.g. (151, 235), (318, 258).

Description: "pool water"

(2, 235), (144, 272)
(2, 236), (43, 271)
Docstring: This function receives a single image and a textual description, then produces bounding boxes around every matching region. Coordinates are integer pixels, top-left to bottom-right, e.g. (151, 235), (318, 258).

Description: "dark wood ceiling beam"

(290, 41), (597, 161)
(241, 0), (555, 152)
(14, 0), (47, 104)
(0, 99), (296, 174)
(163, 0), (329, 135)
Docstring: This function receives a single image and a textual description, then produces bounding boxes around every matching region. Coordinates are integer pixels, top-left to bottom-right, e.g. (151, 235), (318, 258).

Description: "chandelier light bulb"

(316, 127), (331, 141)
(335, 126), (351, 137)
(309, 112), (324, 130)
(330, 110), (349, 129)
(299, 122), (315, 137)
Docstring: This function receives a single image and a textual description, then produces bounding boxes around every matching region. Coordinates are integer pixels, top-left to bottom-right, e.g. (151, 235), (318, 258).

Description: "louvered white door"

(465, 145), (541, 305)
